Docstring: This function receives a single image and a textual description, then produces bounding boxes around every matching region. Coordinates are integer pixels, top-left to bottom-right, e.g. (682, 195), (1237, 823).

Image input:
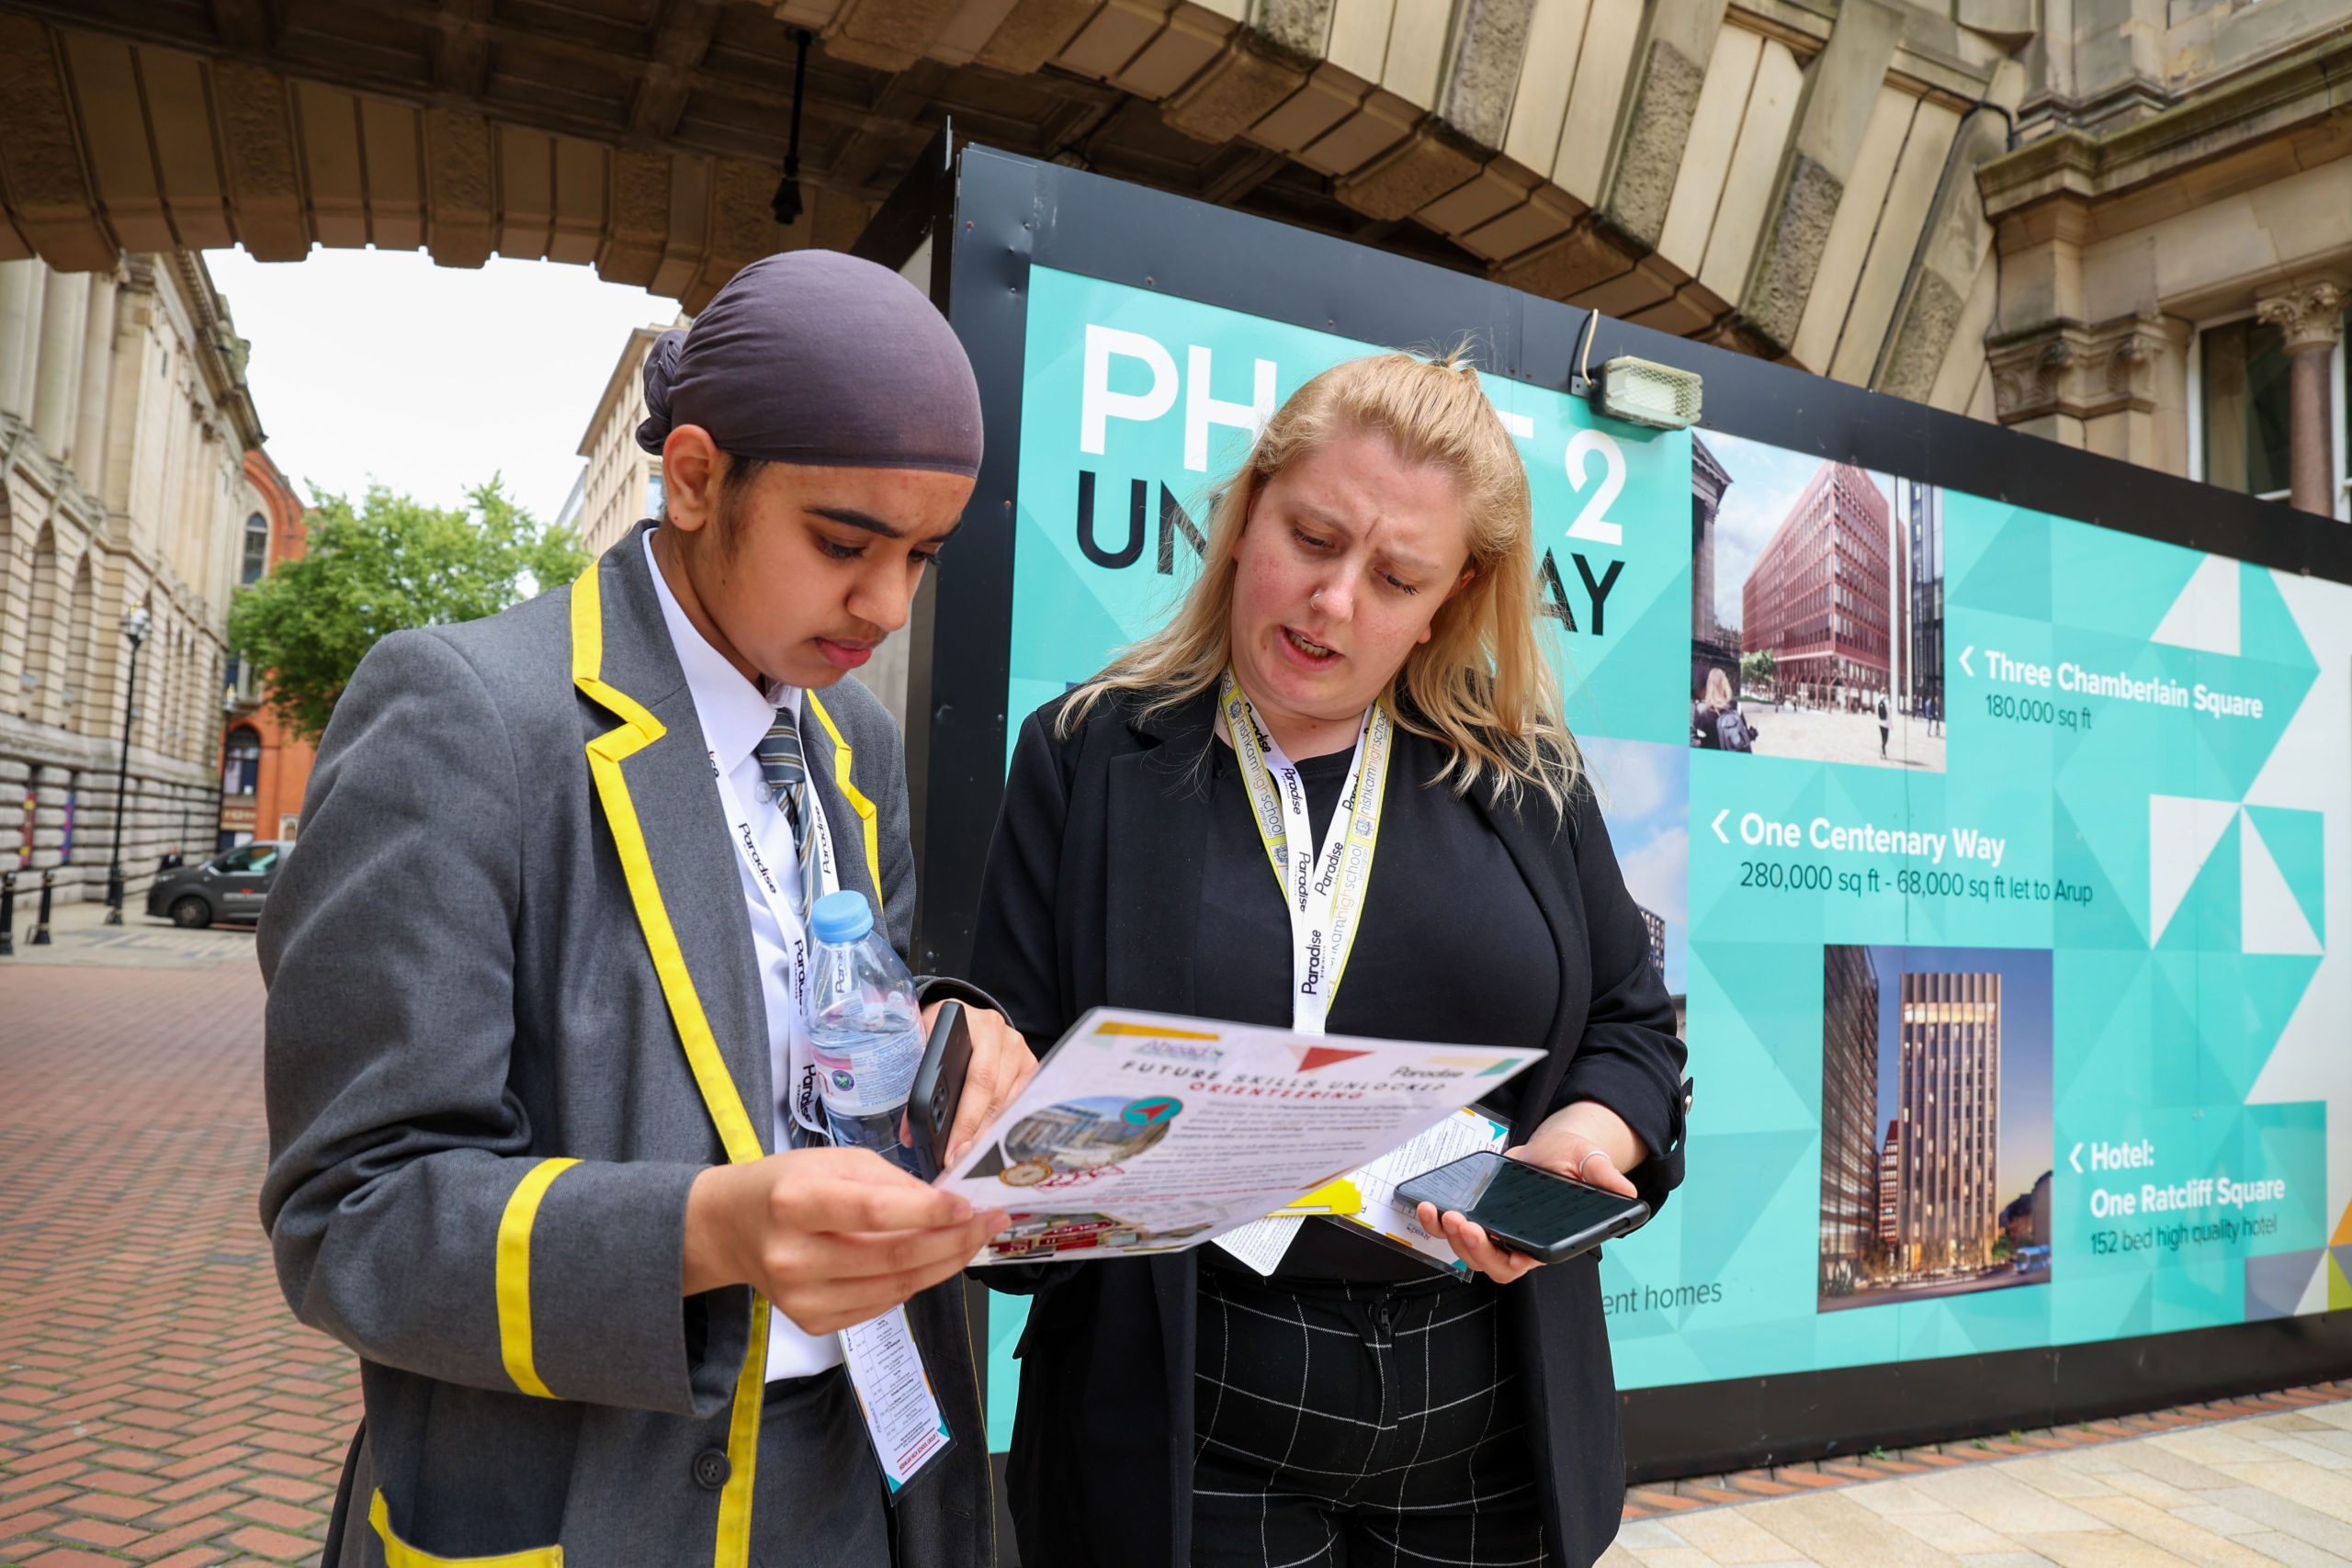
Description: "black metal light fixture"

(103, 604), (151, 926)
(1568, 310), (1704, 431)
(771, 28), (813, 227)
(215, 683), (237, 855)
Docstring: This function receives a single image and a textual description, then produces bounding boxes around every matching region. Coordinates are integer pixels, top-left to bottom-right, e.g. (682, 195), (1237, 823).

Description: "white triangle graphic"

(2240, 814), (2323, 955)
(2294, 1254), (2332, 1316)
(2148, 795), (2239, 945)
(2150, 554), (2240, 657)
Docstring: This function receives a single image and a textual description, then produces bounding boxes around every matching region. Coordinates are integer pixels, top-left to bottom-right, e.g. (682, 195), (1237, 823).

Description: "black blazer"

(969, 689), (1689, 1568)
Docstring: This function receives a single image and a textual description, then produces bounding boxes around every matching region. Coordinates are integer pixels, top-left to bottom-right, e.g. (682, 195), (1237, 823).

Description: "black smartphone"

(904, 1000), (973, 1181)
(1395, 1151), (1650, 1265)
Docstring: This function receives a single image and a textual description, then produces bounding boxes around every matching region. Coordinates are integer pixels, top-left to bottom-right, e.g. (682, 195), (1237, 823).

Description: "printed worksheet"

(937, 1009), (1536, 1266)
(1214, 1107), (1513, 1276)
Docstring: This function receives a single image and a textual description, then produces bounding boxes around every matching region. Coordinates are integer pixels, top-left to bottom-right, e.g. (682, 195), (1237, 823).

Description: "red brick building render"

(1741, 464), (1904, 706)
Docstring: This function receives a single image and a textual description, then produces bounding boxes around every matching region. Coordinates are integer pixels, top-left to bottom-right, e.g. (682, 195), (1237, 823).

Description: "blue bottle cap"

(810, 889), (875, 944)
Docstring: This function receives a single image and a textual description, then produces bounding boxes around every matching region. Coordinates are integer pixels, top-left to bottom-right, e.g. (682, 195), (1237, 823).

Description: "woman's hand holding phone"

(1414, 1099), (1643, 1284)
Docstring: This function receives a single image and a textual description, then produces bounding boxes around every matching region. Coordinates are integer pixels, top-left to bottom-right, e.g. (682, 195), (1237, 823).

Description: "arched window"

(221, 725), (262, 795)
(22, 525), (59, 726)
(241, 512), (270, 584)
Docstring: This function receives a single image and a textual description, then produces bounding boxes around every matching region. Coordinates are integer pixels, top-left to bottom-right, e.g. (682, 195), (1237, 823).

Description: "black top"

(1196, 742), (1556, 1281)
(967, 690), (1688, 1568)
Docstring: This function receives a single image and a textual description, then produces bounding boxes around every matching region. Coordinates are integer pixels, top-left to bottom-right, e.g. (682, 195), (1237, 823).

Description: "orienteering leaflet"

(939, 1008), (1538, 1266)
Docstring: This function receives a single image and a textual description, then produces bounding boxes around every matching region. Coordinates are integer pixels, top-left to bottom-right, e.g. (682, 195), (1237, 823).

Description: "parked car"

(146, 840), (291, 928)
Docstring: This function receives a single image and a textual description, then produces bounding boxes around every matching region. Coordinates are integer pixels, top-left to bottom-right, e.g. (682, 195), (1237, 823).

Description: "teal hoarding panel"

(984, 265), (2351, 1420)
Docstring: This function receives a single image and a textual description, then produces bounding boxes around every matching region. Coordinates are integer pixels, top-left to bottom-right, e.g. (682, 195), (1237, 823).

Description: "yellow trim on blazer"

(570, 557), (765, 1167)
(803, 692), (883, 897)
(370, 1488), (563, 1567)
(495, 1157), (579, 1399)
(570, 553), (765, 1568)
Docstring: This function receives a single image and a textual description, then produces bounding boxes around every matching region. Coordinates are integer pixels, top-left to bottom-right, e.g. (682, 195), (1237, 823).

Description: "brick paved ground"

(4, 939), (2345, 1566)
(0, 961), (358, 1567)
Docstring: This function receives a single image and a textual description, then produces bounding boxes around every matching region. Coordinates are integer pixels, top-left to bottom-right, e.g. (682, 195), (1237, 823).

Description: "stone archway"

(0, 0), (2022, 406)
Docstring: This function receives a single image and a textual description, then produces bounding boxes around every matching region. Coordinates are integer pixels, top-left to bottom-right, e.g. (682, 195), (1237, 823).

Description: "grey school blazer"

(258, 521), (990, 1568)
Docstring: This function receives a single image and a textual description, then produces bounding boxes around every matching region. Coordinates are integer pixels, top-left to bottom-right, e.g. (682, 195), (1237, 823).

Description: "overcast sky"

(204, 246), (675, 525)
(1580, 736), (1689, 995)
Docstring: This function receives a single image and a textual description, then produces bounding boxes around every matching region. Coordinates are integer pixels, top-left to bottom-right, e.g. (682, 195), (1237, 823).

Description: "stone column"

(74, 269), (118, 493)
(6, 265), (46, 418)
(2256, 279), (2346, 518)
(31, 269), (89, 460)
(0, 261), (39, 418)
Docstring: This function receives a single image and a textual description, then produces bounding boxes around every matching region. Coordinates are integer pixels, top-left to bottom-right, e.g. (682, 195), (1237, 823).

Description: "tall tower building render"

(1819, 945), (1881, 1290)
(1893, 972), (2002, 1272)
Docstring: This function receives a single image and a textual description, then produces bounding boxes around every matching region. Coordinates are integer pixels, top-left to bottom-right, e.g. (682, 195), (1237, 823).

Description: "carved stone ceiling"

(0, 0), (1487, 310)
(0, 0), (2018, 396)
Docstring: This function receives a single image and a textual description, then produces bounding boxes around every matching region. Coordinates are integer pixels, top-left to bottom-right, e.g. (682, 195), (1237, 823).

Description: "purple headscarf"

(636, 251), (982, 478)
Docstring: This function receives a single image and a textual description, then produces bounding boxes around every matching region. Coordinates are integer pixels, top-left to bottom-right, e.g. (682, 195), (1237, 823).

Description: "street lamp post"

(214, 686), (237, 856)
(103, 605), (152, 926)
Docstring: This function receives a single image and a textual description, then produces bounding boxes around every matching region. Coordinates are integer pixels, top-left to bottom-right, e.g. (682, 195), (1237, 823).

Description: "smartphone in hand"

(1396, 1150), (1650, 1265)
(904, 1000), (974, 1181)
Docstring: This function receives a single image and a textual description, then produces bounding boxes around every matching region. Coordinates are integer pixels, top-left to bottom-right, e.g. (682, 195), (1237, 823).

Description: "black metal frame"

(891, 143), (2352, 1482)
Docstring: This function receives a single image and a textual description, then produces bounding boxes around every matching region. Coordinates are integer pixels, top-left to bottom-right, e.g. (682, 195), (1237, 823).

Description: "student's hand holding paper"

(684, 1147), (1011, 1334)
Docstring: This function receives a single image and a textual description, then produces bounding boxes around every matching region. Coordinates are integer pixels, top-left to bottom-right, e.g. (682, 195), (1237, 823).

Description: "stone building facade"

(0, 253), (264, 906)
(1980, 0), (2350, 519)
(0, 0), (2343, 522)
(573, 322), (673, 562)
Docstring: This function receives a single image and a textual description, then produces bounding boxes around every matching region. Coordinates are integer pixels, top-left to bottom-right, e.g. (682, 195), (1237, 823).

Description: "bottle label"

(816, 1036), (920, 1116)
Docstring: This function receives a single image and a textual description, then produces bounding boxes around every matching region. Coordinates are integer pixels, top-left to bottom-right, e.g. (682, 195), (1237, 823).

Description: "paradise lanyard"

(709, 707), (953, 1497)
(707, 699), (843, 1143)
(1219, 670), (1395, 1035)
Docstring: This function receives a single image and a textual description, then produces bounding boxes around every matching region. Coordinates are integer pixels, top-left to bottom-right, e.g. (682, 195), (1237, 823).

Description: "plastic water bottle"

(808, 889), (924, 1173)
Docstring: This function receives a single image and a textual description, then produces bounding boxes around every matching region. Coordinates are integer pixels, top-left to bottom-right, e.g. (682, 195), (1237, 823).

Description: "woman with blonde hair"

(1693, 662), (1757, 752)
(971, 350), (1688, 1568)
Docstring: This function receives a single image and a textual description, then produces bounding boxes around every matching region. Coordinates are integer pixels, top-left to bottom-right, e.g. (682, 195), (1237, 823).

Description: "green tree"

(1740, 649), (1777, 694)
(230, 478), (586, 741)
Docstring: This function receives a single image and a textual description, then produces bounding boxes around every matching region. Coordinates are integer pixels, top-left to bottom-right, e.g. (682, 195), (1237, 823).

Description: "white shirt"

(645, 532), (843, 1380)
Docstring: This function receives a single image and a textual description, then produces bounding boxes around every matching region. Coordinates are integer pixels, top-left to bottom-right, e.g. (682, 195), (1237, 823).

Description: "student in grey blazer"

(259, 254), (1033, 1568)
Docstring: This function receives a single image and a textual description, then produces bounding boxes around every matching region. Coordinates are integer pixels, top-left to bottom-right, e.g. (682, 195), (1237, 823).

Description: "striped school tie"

(752, 706), (822, 916)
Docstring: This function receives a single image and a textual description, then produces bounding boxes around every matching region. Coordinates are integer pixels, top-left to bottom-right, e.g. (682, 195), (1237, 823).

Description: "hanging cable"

(1573, 308), (1603, 394)
(771, 28), (813, 226)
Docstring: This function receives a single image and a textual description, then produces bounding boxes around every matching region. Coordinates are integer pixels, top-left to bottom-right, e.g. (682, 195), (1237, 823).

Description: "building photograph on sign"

(1817, 942), (2054, 1313)
(1692, 432), (1948, 771)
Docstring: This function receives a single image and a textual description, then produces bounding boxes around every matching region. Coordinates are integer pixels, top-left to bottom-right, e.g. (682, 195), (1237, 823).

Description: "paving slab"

(1736, 1492), (1969, 1568)
(1663, 1506), (1815, 1563)
(1907, 1467), (2114, 1535)
(2007, 1531), (2201, 1567)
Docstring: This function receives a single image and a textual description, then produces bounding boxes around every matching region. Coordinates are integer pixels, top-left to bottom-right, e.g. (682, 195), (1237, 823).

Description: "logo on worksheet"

(1291, 1046), (1374, 1072)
